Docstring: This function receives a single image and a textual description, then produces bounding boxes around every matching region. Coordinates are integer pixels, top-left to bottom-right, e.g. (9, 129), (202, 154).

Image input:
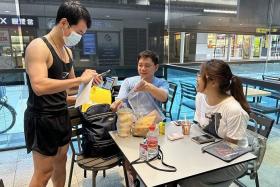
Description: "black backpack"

(80, 104), (120, 158)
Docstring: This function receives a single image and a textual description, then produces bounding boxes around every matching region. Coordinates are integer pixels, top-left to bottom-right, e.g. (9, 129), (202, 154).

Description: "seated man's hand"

(110, 99), (123, 112)
(134, 80), (151, 92)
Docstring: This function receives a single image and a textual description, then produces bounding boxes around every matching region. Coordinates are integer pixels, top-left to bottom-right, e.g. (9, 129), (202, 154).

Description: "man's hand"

(110, 100), (123, 112)
(134, 79), (151, 92)
(80, 69), (102, 85)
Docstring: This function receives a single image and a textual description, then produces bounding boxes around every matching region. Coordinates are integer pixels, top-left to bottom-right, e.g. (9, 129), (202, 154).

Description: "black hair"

(55, 0), (91, 28)
(137, 50), (159, 65)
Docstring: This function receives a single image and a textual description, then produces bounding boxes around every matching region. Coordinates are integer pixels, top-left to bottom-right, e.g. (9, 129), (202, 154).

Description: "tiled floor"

(1, 134), (280, 187)
(0, 148), (127, 187)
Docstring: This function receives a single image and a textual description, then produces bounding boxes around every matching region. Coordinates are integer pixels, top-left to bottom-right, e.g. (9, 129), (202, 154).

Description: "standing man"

(24, 1), (101, 187)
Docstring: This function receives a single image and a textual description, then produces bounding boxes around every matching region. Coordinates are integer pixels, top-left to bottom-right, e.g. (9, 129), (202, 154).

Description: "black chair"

(260, 75), (280, 108)
(262, 75), (280, 82)
(67, 106), (129, 187)
(250, 103), (280, 124)
(177, 81), (196, 120)
(163, 81), (178, 121)
(235, 112), (274, 187)
(248, 112), (274, 138)
(0, 179), (4, 187)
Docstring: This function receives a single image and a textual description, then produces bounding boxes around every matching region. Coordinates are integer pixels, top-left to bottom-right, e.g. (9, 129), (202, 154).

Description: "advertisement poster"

(83, 33), (96, 55)
(97, 32), (120, 65)
(207, 34), (216, 48)
(242, 35), (251, 59)
(253, 37), (261, 57)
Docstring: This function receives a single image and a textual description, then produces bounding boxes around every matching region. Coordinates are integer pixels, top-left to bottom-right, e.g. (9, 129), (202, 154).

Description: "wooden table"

(110, 124), (256, 187)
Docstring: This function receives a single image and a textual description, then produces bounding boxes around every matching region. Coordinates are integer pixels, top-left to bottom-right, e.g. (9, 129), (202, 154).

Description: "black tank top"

(26, 37), (73, 114)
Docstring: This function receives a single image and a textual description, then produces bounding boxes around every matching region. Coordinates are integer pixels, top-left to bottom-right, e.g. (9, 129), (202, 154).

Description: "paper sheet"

(74, 78), (93, 108)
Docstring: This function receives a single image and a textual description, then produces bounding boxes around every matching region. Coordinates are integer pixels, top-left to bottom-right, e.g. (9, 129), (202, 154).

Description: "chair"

(163, 81), (178, 121)
(177, 81), (196, 120)
(112, 85), (121, 102)
(260, 75), (280, 108)
(235, 112), (274, 187)
(67, 106), (129, 187)
(0, 179), (4, 187)
(250, 103), (280, 124)
(247, 112), (274, 138)
(262, 75), (280, 82)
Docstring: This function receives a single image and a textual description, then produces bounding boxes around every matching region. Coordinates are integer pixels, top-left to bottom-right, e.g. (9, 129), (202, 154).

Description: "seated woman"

(111, 50), (169, 111)
(179, 59), (251, 187)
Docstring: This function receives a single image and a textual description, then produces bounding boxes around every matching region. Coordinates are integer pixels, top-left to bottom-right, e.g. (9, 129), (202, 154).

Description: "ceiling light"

(106, 15), (110, 18)
(4, 10), (11, 13)
(203, 9), (237, 14)
(136, 0), (150, 5)
(146, 17), (151, 20)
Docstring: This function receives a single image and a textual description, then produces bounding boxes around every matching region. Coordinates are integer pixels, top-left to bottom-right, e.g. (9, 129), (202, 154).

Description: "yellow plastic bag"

(81, 86), (112, 112)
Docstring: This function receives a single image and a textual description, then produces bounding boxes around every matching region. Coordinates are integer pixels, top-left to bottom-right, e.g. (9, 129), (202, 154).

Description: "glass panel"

(167, 68), (196, 119)
(165, 0), (279, 127)
(166, 0), (277, 78)
(0, 0), (27, 150)
(0, 0), (165, 151)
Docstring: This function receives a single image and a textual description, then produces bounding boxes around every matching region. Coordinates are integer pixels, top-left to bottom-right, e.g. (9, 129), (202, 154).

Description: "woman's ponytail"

(230, 76), (251, 114)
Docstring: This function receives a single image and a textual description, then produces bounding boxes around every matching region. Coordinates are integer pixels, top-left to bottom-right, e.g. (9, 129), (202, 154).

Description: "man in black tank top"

(24, 2), (102, 187)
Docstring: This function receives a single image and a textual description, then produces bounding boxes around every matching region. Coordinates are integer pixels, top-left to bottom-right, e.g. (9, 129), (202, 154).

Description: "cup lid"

(149, 124), (156, 131)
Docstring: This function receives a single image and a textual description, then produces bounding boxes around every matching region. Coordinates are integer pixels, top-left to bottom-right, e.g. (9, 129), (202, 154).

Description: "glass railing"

(164, 64), (280, 124)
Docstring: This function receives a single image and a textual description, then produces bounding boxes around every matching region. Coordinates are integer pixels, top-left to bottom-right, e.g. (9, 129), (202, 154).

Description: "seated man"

(111, 50), (169, 112)
(111, 50), (168, 187)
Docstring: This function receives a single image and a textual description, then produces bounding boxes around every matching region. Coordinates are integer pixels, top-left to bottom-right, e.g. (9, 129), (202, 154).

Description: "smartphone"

(191, 134), (215, 144)
(100, 69), (111, 77)
(101, 77), (115, 90)
(173, 120), (184, 126)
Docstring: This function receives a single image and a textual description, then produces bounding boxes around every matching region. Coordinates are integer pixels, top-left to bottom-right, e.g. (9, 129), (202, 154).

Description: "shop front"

(0, 15), (38, 69)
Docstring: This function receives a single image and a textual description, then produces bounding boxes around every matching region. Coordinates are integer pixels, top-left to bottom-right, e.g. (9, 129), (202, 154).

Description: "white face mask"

(63, 30), (82, 47)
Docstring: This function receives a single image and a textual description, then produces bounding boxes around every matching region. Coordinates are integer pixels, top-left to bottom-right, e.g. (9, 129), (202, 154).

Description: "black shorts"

(24, 108), (72, 156)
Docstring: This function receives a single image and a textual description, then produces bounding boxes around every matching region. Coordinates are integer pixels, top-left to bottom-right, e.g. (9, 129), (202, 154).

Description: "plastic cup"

(182, 121), (191, 135)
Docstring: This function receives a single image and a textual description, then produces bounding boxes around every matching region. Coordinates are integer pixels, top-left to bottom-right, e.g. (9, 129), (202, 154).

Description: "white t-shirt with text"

(194, 92), (249, 147)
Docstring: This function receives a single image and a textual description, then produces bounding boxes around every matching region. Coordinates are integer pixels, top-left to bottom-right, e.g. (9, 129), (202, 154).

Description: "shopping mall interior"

(0, 0), (279, 187)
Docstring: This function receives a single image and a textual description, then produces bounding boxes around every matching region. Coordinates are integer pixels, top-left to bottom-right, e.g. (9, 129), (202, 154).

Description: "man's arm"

(134, 80), (168, 102)
(66, 60), (78, 106)
(147, 85), (168, 102)
(67, 66), (79, 96)
(26, 39), (82, 96)
(26, 39), (100, 96)
(110, 78), (130, 111)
